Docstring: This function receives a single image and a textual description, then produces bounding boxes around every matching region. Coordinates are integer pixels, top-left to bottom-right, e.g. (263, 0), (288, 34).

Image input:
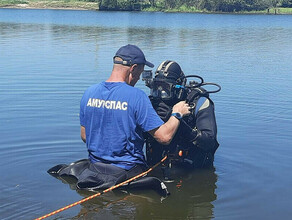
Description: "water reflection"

(2, 21), (290, 57)
(156, 168), (217, 219)
(53, 167), (217, 219)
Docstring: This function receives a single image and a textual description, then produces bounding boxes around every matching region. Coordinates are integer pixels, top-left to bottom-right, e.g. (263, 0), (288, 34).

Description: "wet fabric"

(47, 159), (169, 196)
(48, 159), (146, 190)
(76, 161), (146, 190)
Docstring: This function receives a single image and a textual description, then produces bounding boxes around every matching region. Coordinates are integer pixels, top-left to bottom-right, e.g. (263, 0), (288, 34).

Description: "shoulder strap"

(186, 87), (209, 104)
(195, 97), (210, 115)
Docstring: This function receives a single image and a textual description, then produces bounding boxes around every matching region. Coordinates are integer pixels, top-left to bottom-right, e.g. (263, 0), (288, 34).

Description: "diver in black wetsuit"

(143, 61), (220, 172)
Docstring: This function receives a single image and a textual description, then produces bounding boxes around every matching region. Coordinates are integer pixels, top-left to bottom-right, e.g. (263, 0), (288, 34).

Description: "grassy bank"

(1, 0), (292, 14)
(144, 4), (292, 14)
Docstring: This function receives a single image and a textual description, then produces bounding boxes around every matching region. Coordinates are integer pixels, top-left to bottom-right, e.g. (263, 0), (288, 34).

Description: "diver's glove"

(157, 101), (172, 122)
(152, 99), (172, 122)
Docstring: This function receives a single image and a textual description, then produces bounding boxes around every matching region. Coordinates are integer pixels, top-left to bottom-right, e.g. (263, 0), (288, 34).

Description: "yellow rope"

(35, 156), (167, 220)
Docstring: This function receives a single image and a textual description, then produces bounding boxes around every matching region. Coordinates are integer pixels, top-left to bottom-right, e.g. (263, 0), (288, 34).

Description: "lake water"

(0, 8), (292, 220)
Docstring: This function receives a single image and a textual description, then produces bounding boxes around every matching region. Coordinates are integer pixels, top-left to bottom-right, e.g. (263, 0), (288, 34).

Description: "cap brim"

(145, 61), (154, 68)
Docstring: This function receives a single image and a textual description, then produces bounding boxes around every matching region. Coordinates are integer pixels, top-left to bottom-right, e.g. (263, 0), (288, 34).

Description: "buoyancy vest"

(146, 86), (218, 169)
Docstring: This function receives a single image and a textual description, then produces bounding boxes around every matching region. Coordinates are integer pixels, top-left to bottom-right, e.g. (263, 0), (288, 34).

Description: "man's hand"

(149, 101), (191, 145)
(172, 101), (191, 117)
(81, 126), (86, 143)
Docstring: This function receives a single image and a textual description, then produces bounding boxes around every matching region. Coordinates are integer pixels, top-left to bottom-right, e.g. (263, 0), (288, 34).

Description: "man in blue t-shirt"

(48, 45), (190, 190)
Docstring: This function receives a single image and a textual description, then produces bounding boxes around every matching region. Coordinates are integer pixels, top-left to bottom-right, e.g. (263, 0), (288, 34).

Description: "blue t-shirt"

(80, 82), (164, 170)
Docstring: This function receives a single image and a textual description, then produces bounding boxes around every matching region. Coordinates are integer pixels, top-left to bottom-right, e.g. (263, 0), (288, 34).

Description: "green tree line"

(88, 0), (292, 12)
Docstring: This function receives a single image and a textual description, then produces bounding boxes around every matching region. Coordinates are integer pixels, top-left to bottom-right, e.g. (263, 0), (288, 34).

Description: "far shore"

(1, 1), (292, 14)
(0, 2), (99, 11)
(1, 5), (89, 11)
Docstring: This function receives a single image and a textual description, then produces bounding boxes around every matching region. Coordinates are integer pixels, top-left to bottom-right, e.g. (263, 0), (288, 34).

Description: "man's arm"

(148, 101), (190, 145)
(81, 126), (86, 143)
(148, 116), (180, 145)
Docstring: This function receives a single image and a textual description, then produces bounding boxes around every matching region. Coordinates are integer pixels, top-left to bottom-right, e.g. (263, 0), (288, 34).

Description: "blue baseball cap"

(113, 44), (154, 68)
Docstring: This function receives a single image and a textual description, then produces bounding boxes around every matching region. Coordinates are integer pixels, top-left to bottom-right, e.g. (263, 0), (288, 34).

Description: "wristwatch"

(171, 112), (183, 120)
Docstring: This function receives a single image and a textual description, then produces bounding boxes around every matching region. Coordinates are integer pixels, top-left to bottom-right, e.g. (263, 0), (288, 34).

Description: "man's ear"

(130, 64), (138, 72)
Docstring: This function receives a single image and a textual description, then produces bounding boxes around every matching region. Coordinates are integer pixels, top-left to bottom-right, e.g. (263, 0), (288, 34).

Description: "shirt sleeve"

(135, 91), (164, 132)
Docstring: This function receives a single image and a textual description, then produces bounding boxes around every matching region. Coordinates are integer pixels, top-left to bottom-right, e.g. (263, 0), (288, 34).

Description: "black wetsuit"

(146, 93), (219, 169)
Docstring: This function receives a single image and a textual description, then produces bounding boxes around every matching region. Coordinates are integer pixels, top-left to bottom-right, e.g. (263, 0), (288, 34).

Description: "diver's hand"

(172, 101), (191, 117)
(156, 101), (172, 122)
